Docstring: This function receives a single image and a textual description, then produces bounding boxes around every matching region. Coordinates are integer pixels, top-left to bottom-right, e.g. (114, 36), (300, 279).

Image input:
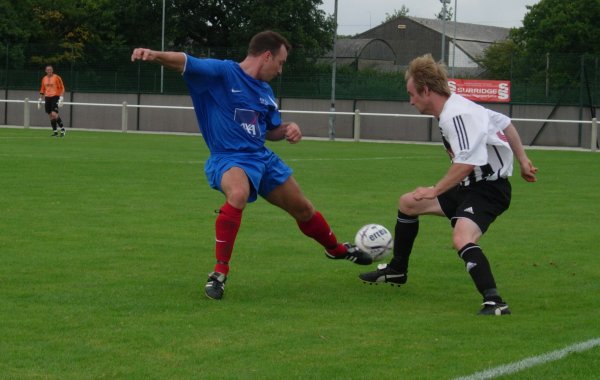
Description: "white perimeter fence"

(2, 97), (598, 152)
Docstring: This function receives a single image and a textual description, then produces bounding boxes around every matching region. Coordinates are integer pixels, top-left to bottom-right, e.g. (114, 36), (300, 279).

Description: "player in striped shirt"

(39, 65), (66, 137)
(360, 54), (538, 315)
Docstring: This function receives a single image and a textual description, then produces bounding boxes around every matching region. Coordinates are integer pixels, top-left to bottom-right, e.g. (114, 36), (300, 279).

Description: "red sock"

(297, 211), (346, 255)
(214, 202), (243, 275)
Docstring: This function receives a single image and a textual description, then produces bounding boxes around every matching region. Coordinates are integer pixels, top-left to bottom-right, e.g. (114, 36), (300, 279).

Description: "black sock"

(57, 117), (64, 128)
(51, 120), (57, 130)
(388, 210), (419, 273)
(458, 243), (502, 301)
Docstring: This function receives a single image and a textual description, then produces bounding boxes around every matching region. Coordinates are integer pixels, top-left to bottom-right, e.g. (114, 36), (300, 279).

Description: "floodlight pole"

(160, 0), (165, 93)
(451, 0), (457, 77)
(440, 0), (450, 64)
(328, 0), (338, 141)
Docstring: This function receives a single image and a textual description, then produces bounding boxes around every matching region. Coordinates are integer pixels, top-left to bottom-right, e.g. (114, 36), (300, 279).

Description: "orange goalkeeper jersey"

(39, 74), (65, 97)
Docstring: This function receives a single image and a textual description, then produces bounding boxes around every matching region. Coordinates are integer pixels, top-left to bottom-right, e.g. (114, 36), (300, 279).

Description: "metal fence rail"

(1, 98), (597, 152)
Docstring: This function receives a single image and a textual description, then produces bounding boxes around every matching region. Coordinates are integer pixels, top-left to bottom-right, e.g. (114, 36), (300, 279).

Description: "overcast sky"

(319, 0), (540, 35)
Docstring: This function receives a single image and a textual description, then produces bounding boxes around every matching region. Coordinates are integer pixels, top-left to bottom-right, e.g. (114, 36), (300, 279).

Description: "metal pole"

(451, 0), (457, 77)
(328, 0), (338, 140)
(4, 42), (9, 125)
(160, 0), (165, 93)
(545, 52), (550, 98)
(579, 55), (584, 147)
(592, 117), (598, 152)
(440, 0), (449, 64)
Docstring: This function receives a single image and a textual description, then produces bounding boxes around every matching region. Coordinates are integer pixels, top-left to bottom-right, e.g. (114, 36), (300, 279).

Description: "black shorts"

(437, 178), (511, 234)
(44, 96), (60, 114)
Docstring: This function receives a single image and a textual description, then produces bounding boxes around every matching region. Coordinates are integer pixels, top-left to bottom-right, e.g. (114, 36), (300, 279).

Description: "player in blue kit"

(131, 31), (372, 300)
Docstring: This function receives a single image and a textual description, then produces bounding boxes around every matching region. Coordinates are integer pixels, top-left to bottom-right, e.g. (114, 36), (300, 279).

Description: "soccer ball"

(354, 224), (393, 261)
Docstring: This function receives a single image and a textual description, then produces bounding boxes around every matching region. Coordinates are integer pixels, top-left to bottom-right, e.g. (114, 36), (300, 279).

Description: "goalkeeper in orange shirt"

(39, 65), (66, 137)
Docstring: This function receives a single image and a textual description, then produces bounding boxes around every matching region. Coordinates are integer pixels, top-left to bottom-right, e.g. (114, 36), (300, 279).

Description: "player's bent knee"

(398, 193), (419, 215)
(453, 237), (467, 251)
(452, 234), (478, 251)
(291, 203), (315, 222)
(225, 191), (249, 209)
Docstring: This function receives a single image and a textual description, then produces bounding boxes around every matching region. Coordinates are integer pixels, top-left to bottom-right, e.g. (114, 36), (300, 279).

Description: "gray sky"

(319, 0), (541, 35)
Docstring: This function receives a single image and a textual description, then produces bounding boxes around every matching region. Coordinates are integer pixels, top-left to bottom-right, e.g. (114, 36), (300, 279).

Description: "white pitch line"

(454, 337), (600, 380)
(286, 156), (420, 162)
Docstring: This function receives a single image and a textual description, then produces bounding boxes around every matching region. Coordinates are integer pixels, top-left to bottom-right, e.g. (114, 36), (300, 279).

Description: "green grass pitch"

(1, 127), (599, 379)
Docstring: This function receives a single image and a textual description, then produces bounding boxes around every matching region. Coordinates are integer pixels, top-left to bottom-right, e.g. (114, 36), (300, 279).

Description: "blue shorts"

(204, 149), (293, 203)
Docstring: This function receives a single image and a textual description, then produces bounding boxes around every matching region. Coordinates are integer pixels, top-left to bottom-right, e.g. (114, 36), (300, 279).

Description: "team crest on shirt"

(234, 108), (261, 138)
(259, 96), (278, 109)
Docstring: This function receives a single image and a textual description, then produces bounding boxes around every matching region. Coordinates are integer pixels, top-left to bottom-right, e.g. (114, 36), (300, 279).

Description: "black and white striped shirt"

(438, 94), (513, 187)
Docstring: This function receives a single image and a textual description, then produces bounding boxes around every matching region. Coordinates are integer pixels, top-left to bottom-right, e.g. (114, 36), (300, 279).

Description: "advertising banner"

(448, 79), (510, 102)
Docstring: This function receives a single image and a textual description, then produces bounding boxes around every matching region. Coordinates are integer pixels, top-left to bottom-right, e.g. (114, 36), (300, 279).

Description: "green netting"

(1, 43), (598, 106)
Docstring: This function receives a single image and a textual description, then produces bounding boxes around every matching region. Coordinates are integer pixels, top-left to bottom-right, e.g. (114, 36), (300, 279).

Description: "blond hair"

(405, 54), (451, 97)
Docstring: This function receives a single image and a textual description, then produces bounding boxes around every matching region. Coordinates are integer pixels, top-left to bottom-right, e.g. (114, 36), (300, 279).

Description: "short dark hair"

(247, 31), (291, 57)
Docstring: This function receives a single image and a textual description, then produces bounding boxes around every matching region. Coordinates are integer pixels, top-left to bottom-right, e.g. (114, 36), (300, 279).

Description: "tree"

(435, 4), (453, 21)
(476, 40), (519, 80)
(383, 6), (410, 23)
(20, 0), (140, 69)
(0, 0), (37, 68)
(0, 0), (33, 42)
(112, 0), (165, 49)
(2, 0), (335, 74)
(478, 0), (600, 86)
(167, 0), (335, 64)
(511, 0), (600, 56)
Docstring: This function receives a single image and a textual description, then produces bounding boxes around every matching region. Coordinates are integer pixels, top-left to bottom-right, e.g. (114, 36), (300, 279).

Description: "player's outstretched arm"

(503, 124), (538, 182)
(131, 48), (186, 73)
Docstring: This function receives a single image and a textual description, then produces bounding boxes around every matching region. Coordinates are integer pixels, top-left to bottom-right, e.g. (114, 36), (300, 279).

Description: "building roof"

(408, 16), (510, 42)
(407, 16), (510, 60)
(322, 38), (396, 61)
(324, 16), (512, 74)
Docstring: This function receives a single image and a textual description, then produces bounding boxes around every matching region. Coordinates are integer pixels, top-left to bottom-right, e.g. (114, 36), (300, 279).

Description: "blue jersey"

(182, 55), (281, 153)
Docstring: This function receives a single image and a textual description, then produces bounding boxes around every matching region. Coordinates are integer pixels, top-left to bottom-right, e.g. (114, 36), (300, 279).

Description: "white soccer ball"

(354, 224), (393, 261)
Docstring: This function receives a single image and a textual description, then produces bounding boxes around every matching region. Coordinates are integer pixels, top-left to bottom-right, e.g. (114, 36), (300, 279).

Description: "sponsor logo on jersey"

(234, 108), (261, 138)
